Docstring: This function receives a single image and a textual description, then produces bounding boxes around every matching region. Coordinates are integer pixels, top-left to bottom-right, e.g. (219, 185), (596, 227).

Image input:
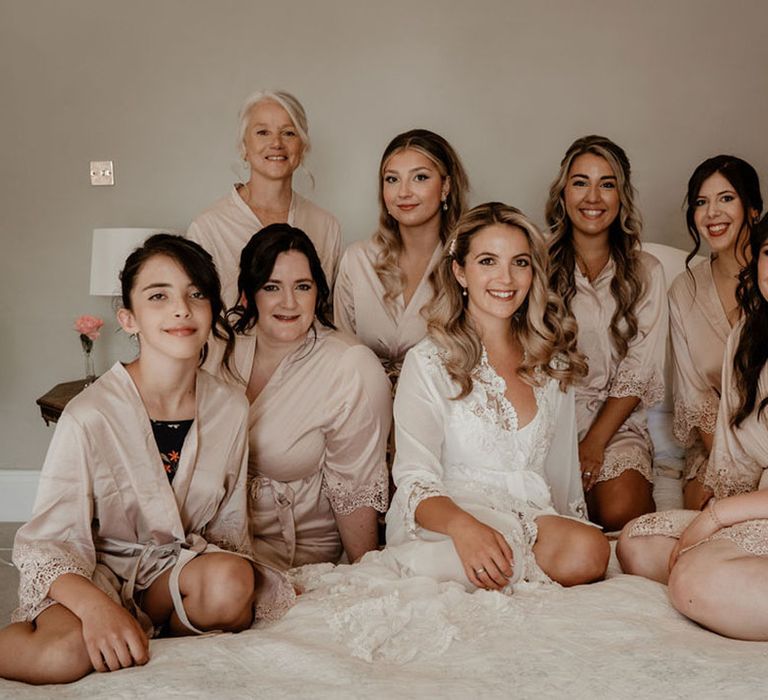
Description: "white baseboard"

(0, 470), (40, 522)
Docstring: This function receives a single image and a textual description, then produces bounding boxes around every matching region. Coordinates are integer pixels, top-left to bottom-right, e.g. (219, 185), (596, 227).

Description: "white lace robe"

(12, 363), (293, 633)
(385, 339), (587, 589)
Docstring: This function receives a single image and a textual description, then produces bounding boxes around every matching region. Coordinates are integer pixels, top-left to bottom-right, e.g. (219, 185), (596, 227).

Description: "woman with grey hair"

(188, 90), (341, 307)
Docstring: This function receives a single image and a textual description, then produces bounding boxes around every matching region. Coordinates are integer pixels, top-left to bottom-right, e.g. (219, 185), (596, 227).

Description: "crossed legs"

(0, 552), (256, 684)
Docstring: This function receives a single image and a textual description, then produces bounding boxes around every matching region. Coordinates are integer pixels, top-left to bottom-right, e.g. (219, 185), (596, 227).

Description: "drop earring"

(442, 197), (448, 212)
(462, 287), (468, 297)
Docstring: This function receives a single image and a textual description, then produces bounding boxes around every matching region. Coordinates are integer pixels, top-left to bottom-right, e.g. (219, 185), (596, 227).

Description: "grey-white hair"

(236, 89), (311, 159)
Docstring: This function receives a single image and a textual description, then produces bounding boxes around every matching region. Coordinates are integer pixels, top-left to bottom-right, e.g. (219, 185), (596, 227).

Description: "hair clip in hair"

(448, 237), (457, 257)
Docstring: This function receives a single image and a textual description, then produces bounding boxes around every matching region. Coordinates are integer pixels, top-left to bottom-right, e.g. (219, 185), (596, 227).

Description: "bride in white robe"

(289, 204), (610, 663)
(384, 202), (609, 591)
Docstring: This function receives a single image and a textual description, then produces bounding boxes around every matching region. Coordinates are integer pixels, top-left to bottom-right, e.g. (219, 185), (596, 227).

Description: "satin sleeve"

(390, 346), (451, 536)
(12, 413), (96, 621)
(321, 345), (392, 515)
(608, 253), (667, 407)
(202, 395), (252, 556)
(703, 325), (764, 498)
(669, 284), (719, 446)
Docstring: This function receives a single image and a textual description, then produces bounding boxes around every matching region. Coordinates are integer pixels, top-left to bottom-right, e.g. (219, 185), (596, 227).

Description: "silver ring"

(475, 567), (486, 576)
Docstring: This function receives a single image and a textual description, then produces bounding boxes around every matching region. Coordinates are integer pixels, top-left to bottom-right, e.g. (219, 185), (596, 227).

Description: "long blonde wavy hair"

(545, 135), (644, 360)
(427, 202), (587, 399)
(373, 129), (469, 310)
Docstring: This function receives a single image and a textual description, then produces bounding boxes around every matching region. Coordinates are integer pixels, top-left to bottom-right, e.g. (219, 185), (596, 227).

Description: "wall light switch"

(90, 160), (114, 186)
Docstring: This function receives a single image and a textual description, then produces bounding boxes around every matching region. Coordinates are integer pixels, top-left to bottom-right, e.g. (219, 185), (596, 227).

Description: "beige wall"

(2, 0), (767, 471)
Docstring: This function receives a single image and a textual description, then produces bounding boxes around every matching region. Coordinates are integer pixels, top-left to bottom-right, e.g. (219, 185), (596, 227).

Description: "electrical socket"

(90, 161), (114, 186)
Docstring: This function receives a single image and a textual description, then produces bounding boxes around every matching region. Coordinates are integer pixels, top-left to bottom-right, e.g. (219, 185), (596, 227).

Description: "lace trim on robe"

(254, 579), (297, 622)
(404, 480), (450, 537)
(627, 511), (768, 558)
(672, 396), (719, 448)
(626, 510), (697, 539)
(11, 542), (92, 623)
(514, 511), (551, 586)
(322, 470), (389, 516)
(204, 520), (253, 557)
(469, 350), (521, 432)
(709, 520), (768, 557)
(702, 459), (757, 500)
(608, 367), (664, 407)
(597, 445), (653, 483)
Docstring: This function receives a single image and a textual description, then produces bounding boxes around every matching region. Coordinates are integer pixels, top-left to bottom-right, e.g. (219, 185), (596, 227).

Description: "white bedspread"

(3, 539), (767, 699)
(2, 478), (765, 698)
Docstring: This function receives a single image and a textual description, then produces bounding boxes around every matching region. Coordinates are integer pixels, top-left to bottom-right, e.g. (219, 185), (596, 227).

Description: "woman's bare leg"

(142, 552), (256, 636)
(534, 516), (610, 586)
(616, 523), (676, 583)
(682, 479), (713, 511)
(669, 539), (768, 640)
(587, 469), (655, 532)
(0, 605), (93, 684)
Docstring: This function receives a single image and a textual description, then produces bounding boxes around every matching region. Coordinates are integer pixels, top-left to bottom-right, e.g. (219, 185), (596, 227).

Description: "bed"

(3, 244), (767, 699)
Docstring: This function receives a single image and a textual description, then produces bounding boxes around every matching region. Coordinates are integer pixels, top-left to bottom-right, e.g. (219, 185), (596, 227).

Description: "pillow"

(640, 242), (706, 477)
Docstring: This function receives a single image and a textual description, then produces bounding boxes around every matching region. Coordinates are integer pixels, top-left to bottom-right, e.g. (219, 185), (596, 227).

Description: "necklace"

(574, 249), (609, 282)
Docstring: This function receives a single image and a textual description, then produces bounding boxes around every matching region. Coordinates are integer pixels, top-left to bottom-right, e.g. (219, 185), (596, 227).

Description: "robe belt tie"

(104, 537), (206, 635)
(251, 476), (297, 566)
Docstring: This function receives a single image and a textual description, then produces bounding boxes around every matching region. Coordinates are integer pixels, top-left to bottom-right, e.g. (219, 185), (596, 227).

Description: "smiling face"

(452, 224), (533, 332)
(242, 99), (304, 183)
(117, 254), (212, 363)
(563, 153), (620, 240)
(693, 171), (749, 256)
(381, 148), (449, 232)
(254, 250), (317, 345)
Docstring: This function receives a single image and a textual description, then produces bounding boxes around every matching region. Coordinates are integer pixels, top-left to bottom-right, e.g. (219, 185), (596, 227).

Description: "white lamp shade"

(90, 228), (171, 295)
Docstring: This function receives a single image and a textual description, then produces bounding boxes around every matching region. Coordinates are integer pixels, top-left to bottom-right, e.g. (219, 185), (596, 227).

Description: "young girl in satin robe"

(0, 234), (292, 685)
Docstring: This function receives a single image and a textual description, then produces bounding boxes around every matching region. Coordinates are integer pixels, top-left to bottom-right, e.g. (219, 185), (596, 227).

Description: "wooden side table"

(36, 379), (91, 425)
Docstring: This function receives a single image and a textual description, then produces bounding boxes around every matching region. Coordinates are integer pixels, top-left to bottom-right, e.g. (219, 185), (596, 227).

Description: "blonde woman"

(333, 129), (469, 383)
(546, 135), (667, 531)
(188, 89), (341, 307)
(385, 202), (609, 592)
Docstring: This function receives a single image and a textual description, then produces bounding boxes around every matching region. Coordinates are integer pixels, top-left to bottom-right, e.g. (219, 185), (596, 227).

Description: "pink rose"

(74, 315), (104, 341)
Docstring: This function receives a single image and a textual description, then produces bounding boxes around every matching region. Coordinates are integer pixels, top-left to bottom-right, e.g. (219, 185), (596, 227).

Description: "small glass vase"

(83, 349), (96, 384)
